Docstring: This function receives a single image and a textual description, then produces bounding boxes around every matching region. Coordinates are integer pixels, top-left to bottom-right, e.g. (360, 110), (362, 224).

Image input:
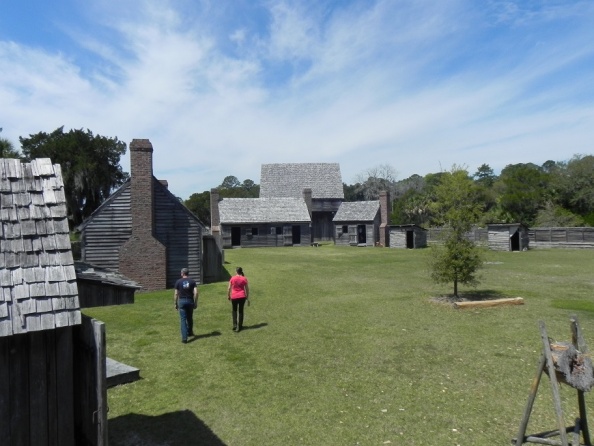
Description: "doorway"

(357, 225), (366, 244)
(292, 225), (301, 245)
(231, 227), (241, 247)
(406, 230), (414, 249)
(510, 230), (520, 251)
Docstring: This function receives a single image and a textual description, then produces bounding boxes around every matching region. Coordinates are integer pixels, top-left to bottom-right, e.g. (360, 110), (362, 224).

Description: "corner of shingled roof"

(0, 158), (81, 338)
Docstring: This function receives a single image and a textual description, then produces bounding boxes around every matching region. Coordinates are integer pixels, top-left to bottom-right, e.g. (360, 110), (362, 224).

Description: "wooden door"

(73, 316), (107, 446)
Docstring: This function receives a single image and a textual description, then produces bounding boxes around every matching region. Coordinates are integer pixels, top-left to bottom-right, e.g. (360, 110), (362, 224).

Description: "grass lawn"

(83, 246), (594, 446)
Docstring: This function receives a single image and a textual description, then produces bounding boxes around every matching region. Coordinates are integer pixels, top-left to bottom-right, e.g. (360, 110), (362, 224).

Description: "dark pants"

(231, 298), (246, 330)
(178, 298), (194, 341)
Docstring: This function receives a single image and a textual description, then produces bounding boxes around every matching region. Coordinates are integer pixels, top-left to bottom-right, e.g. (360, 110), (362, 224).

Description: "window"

(342, 225), (348, 233)
(252, 227), (259, 236)
(276, 226), (282, 235)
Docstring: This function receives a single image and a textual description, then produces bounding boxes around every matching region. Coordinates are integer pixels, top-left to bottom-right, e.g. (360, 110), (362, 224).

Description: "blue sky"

(1, 0), (593, 199)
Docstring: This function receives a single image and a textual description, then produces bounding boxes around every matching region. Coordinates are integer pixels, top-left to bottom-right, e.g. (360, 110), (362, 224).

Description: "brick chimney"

(119, 139), (166, 290)
(379, 190), (391, 247)
(302, 188), (313, 218)
(210, 188), (221, 248)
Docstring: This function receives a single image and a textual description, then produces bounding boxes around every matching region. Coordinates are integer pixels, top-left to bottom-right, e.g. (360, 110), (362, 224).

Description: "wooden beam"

(453, 297), (524, 309)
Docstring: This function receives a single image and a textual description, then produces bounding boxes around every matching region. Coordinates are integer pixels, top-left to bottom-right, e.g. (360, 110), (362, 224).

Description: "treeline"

(188, 156), (594, 228)
(4, 126), (592, 229)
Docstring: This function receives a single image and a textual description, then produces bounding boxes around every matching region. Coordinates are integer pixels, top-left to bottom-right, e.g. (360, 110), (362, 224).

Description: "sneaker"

(182, 339), (188, 344)
(188, 331), (195, 337)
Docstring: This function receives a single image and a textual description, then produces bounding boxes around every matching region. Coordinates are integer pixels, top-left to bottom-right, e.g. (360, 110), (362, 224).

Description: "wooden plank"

(0, 338), (10, 443)
(9, 333), (30, 446)
(453, 297), (524, 309)
(46, 330), (59, 446)
(94, 319), (108, 445)
(56, 327), (75, 446)
(29, 331), (49, 446)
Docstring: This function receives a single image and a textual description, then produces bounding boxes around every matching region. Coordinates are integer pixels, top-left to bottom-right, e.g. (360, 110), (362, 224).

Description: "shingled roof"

(0, 158), (81, 337)
(219, 198), (311, 224)
(333, 201), (380, 222)
(259, 163), (344, 199)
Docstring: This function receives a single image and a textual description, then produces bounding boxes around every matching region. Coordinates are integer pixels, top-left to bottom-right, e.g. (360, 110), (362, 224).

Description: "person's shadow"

(108, 410), (226, 445)
(188, 331), (222, 342)
(240, 322), (268, 331)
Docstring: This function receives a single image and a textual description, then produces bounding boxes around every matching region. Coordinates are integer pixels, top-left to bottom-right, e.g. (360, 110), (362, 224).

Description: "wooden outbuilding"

(487, 223), (529, 251)
(333, 200), (380, 246)
(216, 196), (311, 248)
(0, 158), (100, 445)
(77, 139), (218, 290)
(389, 224), (428, 249)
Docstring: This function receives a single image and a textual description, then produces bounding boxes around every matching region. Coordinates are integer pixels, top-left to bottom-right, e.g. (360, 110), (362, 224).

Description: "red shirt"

(229, 275), (248, 299)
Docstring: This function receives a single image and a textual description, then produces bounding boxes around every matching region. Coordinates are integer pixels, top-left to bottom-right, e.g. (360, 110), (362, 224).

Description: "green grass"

(83, 247), (594, 445)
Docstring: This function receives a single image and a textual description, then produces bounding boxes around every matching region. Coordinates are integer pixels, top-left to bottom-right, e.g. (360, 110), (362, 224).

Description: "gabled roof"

(77, 178), (209, 233)
(75, 261), (141, 289)
(259, 163), (344, 199)
(1, 158), (81, 337)
(219, 198), (311, 224)
(333, 201), (380, 222)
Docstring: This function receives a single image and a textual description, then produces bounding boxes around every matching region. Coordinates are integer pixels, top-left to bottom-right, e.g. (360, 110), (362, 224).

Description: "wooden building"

(78, 139), (215, 290)
(259, 163), (344, 242)
(333, 201), (381, 246)
(216, 196), (311, 248)
(0, 158), (98, 445)
(389, 224), (428, 249)
(487, 223), (530, 251)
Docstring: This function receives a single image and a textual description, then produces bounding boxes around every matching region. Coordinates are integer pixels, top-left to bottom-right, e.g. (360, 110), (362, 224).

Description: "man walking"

(174, 268), (198, 343)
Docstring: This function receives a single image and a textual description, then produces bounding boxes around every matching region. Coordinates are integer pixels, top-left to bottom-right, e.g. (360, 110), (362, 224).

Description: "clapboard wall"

(80, 181), (205, 287)
(222, 223), (311, 248)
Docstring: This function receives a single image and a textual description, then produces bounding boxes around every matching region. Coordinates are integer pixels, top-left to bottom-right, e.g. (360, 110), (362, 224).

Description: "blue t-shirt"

(175, 277), (197, 300)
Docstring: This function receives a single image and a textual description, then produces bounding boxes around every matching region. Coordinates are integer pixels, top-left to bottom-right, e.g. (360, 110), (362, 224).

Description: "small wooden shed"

(333, 201), (380, 247)
(487, 223), (529, 251)
(389, 224), (428, 249)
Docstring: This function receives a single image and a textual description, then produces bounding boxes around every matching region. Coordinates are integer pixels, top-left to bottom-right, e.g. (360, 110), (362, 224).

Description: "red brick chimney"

(379, 190), (391, 247)
(119, 139), (166, 290)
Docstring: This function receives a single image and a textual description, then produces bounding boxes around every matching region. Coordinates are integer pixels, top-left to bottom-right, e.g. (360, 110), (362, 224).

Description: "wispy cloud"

(1, 0), (593, 198)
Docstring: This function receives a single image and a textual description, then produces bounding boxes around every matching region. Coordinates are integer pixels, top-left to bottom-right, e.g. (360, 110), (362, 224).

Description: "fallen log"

(453, 297), (524, 309)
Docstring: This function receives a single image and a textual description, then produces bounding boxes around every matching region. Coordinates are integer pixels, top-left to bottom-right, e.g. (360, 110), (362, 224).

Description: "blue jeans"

(178, 298), (195, 341)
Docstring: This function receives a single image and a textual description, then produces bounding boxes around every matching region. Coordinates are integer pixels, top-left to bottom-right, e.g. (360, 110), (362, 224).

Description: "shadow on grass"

(108, 410), (226, 446)
(457, 289), (510, 301)
(242, 322), (268, 331)
(188, 331), (222, 342)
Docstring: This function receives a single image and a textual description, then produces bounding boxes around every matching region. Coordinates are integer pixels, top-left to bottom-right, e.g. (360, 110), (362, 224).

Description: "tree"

(220, 175), (241, 189)
(552, 155), (594, 220)
(473, 163), (496, 188)
(355, 164), (398, 200)
(428, 166), (484, 298)
(184, 191), (211, 226)
(497, 163), (550, 226)
(20, 126), (128, 228)
(0, 128), (21, 158)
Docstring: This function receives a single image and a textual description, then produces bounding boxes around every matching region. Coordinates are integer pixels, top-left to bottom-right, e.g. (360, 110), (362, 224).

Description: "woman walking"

(228, 267), (249, 332)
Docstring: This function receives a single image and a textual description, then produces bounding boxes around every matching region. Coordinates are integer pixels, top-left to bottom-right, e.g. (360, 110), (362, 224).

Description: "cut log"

(546, 341), (594, 392)
(453, 297), (524, 309)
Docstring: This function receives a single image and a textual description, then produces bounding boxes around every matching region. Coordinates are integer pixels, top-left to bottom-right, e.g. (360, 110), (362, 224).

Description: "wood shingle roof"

(259, 163), (344, 199)
(333, 201), (380, 222)
(219, 198), (311, 224)
(1, 158), (81, 337)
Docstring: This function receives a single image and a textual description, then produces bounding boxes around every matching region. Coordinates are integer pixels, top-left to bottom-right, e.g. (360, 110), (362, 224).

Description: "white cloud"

(1, 0), (593, 198)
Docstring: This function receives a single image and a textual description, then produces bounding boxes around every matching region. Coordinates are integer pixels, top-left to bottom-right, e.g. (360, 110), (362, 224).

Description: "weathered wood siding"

(528, 227), (594, 249)
(334, 221), (378, 247)
(77, 280), (135, 308)
(488, 227), (512, 251)
(221, 223), (311, 248)
(0, 327), (76, 446)
(81, 183), (209, 287)
(389, 226), (427, 249)
(202, 235), (223, 283)
(427, 227), (488, 245)
(312, 199), (343, 242)
(81, 187), (132, 271)
(73, 316), (107, 446)
(153, 185), (203, 287)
